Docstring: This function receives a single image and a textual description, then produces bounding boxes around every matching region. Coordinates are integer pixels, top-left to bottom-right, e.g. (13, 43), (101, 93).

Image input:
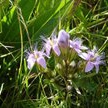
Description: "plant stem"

(0, 9), (2, 33)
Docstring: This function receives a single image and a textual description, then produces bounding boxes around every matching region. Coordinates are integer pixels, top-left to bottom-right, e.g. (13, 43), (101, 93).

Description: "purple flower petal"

(73, 38), (82, 45)
(96, 53), (105, 61)
(81, 46), (88, 50)
(27, 59), (35, 69)
(74, 48), (82, 53)
(37, 57), (46, 68)
(78, 52), (90, 60)
(43, 36), (59, 56)
(53, 44), (61, 56)
(45, 43), (51, 56)
(27, 54), (35, 69)
(70, 38), (87, 53)
(85, 62), (94, 72)
(58, 29), (70, 47)
(78, 46), (105, 73)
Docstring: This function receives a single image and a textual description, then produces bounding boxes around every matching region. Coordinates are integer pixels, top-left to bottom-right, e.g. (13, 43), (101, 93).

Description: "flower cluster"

(26, 29), (105, 73)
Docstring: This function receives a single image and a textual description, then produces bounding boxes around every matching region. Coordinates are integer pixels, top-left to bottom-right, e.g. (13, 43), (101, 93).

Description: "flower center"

(50, 40), (54, 46)
(34, 52), (39, 59)
(90, 56), (96, 62)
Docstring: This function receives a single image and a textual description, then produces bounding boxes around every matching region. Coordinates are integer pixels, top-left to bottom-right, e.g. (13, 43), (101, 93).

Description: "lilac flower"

(27, 50), (47, 69)
(57, 29), (70, 47)
(79, 47), (105, 73)
(43, 35), (60, 56)
(69, 38), (88, 53)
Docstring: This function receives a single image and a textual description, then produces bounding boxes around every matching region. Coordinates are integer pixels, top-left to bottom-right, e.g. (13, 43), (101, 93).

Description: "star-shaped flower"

(27, 50), (47, 69)
(79, 47), (105, 73)
(43, 35), (60, 56)
(70, 38), (88, 53)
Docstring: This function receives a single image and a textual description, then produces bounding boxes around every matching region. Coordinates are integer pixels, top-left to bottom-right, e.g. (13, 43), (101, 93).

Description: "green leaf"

(19, 0), (36, 21)
(0, 0), (9, 10)
(28, 0), (72, 40)
(0, 0), (9, 33)
(0, 0), (36, 44)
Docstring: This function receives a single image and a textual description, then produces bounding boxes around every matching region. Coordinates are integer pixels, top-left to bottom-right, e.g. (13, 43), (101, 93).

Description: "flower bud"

(58, 29), (70, 48)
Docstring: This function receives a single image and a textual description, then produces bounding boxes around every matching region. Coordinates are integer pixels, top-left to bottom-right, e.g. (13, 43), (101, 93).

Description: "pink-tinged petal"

(85, 62), (94, 72)
(51, 34), (57, 41)
(37, 57), (46, 68)
(92, 61), (99, 65)
(74, 48), (82, 53)
(27, 59), (35, 69)
(45, 44), (51, 56)
(78, 53), (89, 60)
(69, 38), (86, 53)
(73, 38), (82, 46)
(81, 46), (88, 50)
(42, 52), (50, 58)
(92, 59), (103, 65)
(95, 65), (99, 73)
(96, 53), (105, 61)
(88, 51), (95, 58)
(27, 54), (35, 69)
(53, 44), (60, 56)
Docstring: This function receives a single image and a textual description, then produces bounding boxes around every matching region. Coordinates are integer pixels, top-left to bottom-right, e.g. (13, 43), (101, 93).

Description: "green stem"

(0, 9), (2, 33)
(98, 37), (108, 54)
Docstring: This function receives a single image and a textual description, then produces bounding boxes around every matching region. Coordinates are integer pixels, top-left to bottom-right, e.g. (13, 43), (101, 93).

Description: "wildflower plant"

(1, 0), (108, 107)
(26, 29), (105, 91)
(24, 27), (107, 108)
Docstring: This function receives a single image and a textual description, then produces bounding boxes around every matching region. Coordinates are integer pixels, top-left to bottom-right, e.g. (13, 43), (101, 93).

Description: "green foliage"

(0, 0), (108, 108)
(0, 0), (9, 32)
